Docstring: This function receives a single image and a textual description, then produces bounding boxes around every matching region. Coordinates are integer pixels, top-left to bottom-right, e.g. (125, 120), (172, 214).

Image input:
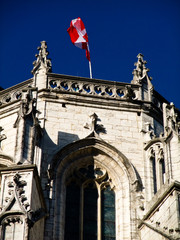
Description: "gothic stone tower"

(0, 41), (180, 240)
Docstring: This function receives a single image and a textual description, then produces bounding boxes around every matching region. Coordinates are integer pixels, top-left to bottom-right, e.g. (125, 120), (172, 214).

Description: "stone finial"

(31, 41), (52, 75)
(132, 53), (152, 84)
(84, 113), (106, 136)
(84, 113), (98, 132)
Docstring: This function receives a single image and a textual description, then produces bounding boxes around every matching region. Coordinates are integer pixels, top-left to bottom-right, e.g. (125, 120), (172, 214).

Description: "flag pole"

(89, 60), (92, 79)
(87, 44), (92, 78)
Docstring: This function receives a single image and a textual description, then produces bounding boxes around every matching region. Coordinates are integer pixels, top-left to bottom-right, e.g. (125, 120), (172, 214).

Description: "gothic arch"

(49, 137), (141, 240)
(0, 153), (14, 167)
(144, 139), (167, 200)
(0, 153), (14, 201)
(50, 137), (139, 184)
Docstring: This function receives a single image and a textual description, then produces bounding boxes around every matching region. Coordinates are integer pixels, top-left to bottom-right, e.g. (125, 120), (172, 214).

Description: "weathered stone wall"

(0, 105), (18, 159)
(170, 133), (180, 181)
(139, 184), (180, 240)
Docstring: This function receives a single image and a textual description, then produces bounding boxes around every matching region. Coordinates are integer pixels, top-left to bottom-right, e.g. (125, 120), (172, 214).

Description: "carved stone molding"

(2, 173), (30, 213)
(13, 86), (37, 128)
(0, 127), (7, 148)
(1, 216), (23, 225)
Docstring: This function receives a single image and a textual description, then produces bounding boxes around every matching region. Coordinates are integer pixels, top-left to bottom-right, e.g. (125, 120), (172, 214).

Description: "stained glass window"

(83, 182), (98, 240)
(101, 186), (115, 240)
(151, 157), (157, 194)
(64, 165), (116, 240)
(159, 159), (165, 185)
(65, 181), (80, 240)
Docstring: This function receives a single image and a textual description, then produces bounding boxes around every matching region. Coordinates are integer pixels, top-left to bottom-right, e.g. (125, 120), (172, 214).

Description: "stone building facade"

(0, 41), (180, 240)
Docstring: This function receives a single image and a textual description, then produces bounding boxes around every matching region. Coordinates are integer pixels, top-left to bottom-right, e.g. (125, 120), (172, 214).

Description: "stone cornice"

(139, 220), (176, 240)
(0, 78), (33, 95)
(139, 181), (180, 226)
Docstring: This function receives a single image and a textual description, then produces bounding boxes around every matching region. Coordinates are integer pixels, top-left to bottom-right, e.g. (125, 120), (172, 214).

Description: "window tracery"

(64, 164), (115, 240)
(148, 144), (165, 195)
(1, 216), (24, 240)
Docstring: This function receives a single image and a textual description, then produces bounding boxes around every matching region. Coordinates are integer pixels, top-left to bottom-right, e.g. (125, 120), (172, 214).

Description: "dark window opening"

(83, 182), (98, 240)
(151, 158), (157, 194)
(64, 165), (116, 240)
(65, 181), (80, 240)
(159, 159), (165, 186)
(102, 186), (116, 240)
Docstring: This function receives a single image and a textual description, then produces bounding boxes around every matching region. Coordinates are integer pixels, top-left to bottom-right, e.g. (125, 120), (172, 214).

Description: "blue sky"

(0, 0), (180, 108)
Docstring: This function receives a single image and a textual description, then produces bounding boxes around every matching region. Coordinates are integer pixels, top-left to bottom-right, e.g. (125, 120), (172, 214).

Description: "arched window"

(64, 164), (116, 240)
(149, 145), (165, 196)
(158, 148), (165, 187)
(1, 216), (24, 240)
(149, 148), (157, 194)
(159, 158), (165, 186)
(101, 186), (115, 240)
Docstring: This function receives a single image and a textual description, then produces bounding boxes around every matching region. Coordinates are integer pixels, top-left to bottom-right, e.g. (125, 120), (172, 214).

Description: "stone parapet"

(0, 79), (33, 107)
(48, 73), (140, 100)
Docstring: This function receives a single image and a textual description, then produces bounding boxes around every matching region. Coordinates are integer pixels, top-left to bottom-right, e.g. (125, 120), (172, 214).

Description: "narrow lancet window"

(151, 156), (157, 194)
(149, 145), (166, 196)
(83, 182), (98, 240)
(159, 159), (165, 186)
(65, 181), (80, 240)
(101, 186), (116, 240)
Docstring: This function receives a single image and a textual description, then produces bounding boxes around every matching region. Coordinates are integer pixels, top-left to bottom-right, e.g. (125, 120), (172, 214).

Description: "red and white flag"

(67, 17), (90, 61)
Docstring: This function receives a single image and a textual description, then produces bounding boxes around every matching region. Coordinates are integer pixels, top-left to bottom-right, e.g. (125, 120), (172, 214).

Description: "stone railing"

(0, 79), (33, 107)
(0, 74), (167, 112)
(0, 90), (22, 106)
(48, 75), (140, 100)
(47, 75), (167, 113)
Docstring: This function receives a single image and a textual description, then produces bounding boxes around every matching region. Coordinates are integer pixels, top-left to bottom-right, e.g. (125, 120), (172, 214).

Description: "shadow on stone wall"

(40, 130), (80, 177)
(41, 130), (80, 153)
(57, 131), (79, 149)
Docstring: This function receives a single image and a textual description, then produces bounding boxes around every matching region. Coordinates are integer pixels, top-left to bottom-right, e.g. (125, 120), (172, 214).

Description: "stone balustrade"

(48, 75), (139, 101)
(0, 90), (22, 106)
(0, 79), (33, 107)
(0, 74), (165, 112)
